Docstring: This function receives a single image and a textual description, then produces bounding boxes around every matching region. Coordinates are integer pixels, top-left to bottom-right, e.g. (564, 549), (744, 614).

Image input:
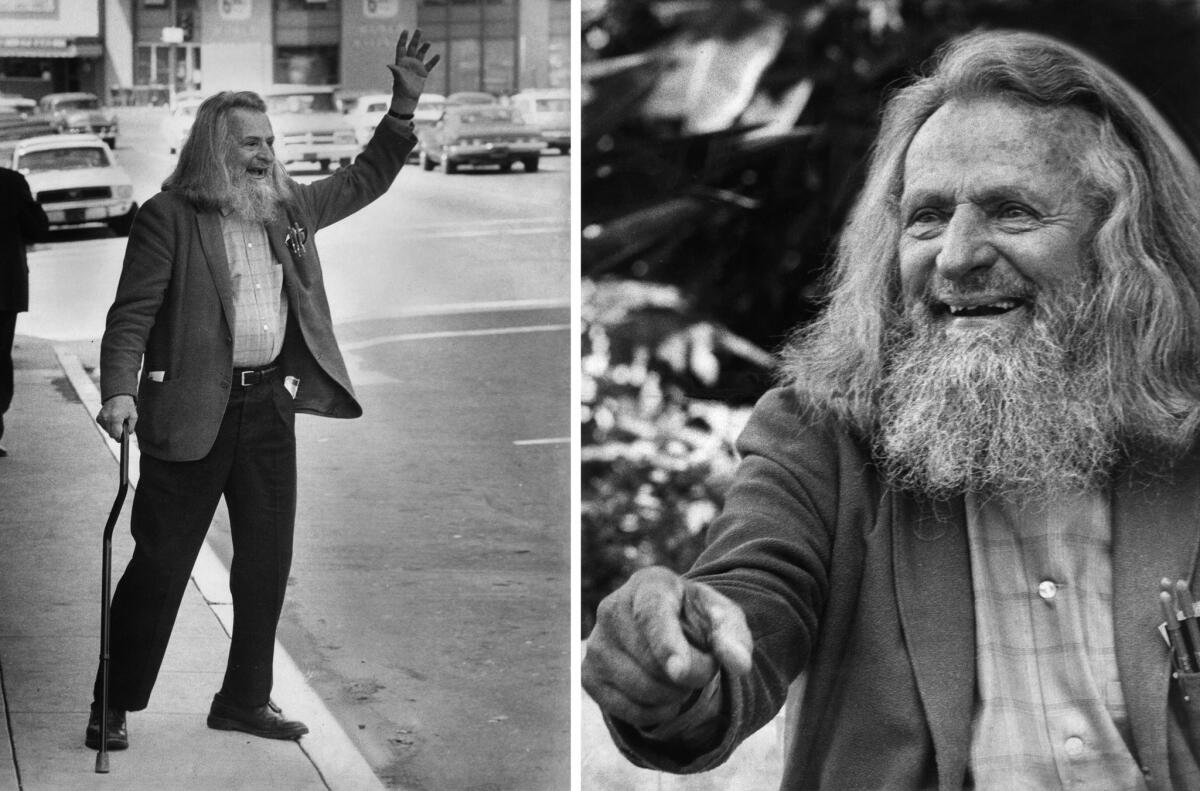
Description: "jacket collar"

(196, 210), (234, 330)
(893, 494), (975, 791)
(892, 449), (1200, 789)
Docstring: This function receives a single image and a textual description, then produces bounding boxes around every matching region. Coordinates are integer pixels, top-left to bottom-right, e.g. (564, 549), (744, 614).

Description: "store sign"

(0, 0), (55, 12)
(363, 0), (397, 18)
(219, 0), (251, 21)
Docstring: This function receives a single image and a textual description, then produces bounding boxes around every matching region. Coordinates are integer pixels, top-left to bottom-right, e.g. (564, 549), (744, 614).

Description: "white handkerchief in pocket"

(148, 371), (165, 382)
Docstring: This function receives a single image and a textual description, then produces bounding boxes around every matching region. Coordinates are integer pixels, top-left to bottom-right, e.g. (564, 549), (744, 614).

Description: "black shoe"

(85, 703), (128, 751)
(207, 693), (308, 740)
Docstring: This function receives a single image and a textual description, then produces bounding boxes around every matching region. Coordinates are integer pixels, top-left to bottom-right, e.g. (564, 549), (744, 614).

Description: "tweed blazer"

(610, 385), (1200, 790)
(99, 115), (415, 461)
(0, 167), (49, 312)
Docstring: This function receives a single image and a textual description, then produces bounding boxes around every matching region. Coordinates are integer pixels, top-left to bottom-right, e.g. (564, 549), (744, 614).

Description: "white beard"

(225, 171), (282, 224)
(876, 292), (1119, 500)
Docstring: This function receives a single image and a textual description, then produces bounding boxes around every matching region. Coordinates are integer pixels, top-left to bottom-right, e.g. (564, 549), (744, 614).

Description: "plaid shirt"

(965, 490), (1147, 790)
(220, 209), (287, 367)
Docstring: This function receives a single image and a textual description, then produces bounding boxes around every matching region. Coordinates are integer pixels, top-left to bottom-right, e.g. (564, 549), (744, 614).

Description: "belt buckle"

(240, 369), (256, 387)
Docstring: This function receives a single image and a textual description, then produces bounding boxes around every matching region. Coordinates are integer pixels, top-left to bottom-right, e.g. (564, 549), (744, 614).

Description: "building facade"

(0, 0), (568, 103)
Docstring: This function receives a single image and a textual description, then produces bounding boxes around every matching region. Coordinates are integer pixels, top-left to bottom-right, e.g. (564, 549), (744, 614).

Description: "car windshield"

(456, 108), (520, 125)
(55, 97), (100, 111)
(264, 93), (338, 114)
(18, 146), (110, 172)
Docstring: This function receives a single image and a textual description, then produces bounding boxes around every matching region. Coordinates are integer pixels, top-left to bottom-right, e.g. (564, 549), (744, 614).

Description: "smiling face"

(227, 108), (275, 181)
(897, 97), (1098, 336)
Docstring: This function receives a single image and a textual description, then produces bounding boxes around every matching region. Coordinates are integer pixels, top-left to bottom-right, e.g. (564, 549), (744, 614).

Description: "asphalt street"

(17, 106), (572, 790)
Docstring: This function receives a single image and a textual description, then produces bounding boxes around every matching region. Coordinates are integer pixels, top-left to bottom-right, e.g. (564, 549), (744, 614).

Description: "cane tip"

(95, 753), (109, 773)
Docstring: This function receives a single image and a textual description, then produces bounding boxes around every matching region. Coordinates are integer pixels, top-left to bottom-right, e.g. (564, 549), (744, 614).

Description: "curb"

(55, 346), (389, 791)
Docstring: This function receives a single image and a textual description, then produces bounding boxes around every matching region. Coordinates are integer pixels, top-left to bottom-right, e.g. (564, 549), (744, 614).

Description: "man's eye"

(908, 208), (943, 226)
(998, 203), (1035, 220)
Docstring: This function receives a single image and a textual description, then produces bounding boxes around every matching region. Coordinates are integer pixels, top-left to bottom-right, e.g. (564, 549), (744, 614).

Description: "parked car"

(37, 92), (118, 148)
(342, 92), (391, 146)
(160, 94), (206, 154)
(0, 92), (36, 118)
(446, 91), (497, 106)
(418, 105), (545, 174)
(510, 89), (570, 154)
(11, 134), (137, 235)
(412, 92), (447, 138)
(261, 85), (360, 172)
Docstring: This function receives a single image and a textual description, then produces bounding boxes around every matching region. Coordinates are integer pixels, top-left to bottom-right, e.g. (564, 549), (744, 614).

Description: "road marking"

(54, 346), (390, 791)
(513, 437), (570, 446)
(341, 323), (569, 351)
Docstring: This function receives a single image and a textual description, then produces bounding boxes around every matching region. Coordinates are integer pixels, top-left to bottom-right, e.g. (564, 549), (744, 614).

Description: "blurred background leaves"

(579, 0), (1200, 636)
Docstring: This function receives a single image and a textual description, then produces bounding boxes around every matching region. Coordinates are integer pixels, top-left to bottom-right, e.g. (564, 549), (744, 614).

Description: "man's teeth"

(947, 300), (1020, 317)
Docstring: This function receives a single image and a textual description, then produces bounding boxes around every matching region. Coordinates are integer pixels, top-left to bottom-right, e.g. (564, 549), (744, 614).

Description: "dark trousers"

(93, 373), (297, 711)
(0, 310), (17, 440)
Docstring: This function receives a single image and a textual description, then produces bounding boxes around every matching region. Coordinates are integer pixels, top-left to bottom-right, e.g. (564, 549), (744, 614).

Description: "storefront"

(0, 0), (106, 100)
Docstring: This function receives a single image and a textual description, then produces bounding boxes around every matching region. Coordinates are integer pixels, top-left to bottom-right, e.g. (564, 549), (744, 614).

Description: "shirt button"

(1064, 736), (1084, 756)
(1038, 580), (1058, 600)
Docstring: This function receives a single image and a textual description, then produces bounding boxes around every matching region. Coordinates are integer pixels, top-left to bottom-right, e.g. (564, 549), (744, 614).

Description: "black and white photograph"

(0, 2), (570, 790)
(579, 1), (1200, 789)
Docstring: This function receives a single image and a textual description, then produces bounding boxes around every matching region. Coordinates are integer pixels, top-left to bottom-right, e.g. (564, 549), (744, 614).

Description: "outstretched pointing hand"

(387, 29), (441, 115)
(582, 567), (753, 730)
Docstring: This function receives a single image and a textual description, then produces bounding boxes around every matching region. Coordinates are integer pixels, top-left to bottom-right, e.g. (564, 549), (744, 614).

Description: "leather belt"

(232, 363), (279, 388)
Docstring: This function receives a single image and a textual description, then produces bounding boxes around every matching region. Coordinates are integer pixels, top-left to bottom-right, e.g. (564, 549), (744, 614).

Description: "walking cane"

(95, 424), (129, 774)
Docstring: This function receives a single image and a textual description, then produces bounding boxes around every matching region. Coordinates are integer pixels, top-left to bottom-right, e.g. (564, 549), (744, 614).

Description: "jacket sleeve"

(288, 114), (417, 232)
(605, 386), (850, 772)
(16, 174), (48, 244)
(99, 197), (175, 401)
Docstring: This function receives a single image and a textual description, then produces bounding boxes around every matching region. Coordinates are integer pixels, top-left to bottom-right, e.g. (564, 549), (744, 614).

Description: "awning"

(0, 37), (104, 59)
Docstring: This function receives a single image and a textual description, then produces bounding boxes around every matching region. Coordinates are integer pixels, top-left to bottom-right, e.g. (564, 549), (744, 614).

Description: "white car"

(343, 92), (445, 161)
(11, 134), (138, 235)
(343, 93), (392, 146)
(161, 94), (205, 154)
(262, 85), (361, 172)
(511, 89), (570, 154)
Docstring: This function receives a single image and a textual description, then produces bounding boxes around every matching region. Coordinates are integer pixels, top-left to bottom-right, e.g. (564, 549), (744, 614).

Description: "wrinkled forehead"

(228, 108), (273, 140)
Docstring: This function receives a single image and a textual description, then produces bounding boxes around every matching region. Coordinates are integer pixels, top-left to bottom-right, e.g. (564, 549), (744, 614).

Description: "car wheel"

(339, 158), (351, 169)
(522, 156), (539, 173)
(440, 150), (456, 174)
(420, 150), (434, 171)
(104, 137), (116, 149)
(319, 159), (331, 172)
(107, 202), (138, 237)
(499, 161), (512, 173)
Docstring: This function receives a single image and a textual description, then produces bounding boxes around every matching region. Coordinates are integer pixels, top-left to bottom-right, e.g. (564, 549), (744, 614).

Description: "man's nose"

(254, 141), (274, 161)
(934, 205), (995, 280)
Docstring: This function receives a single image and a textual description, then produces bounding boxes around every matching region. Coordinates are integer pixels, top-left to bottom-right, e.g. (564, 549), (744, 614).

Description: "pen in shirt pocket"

(1160, 578), (1199, 673)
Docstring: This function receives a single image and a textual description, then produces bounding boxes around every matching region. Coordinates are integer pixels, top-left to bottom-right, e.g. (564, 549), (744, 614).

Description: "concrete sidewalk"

(0, 335), (383, 790)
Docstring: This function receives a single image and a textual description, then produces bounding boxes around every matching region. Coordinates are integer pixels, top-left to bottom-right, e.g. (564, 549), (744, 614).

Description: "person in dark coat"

(0, 165), (49, 456)
(87, 30), (439, 752)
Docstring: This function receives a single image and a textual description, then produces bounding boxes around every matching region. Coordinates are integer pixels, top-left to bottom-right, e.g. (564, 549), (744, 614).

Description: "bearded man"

(583, 30), (1200, 790)
(87, 31), (439, 752)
